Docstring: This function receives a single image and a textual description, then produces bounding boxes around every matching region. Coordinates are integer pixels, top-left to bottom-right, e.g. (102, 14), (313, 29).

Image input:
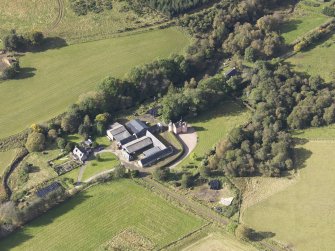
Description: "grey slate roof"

(113, 130), (132, 142)
(123, 136), (153, 154)
(143, 146), (161, 157)
(140, 147), (173, 167)
(108, 124), (128, 137)
(146, 131), (166, 149)
(126, 119), (148, 135)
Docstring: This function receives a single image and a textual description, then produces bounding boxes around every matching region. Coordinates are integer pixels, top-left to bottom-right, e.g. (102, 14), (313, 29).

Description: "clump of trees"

(3, 30), (44, 52)
(25, 132), (46, 152)
(70, 0), (113, 16)
(143, 0), (211, 17)
(322, 6), (335, 17)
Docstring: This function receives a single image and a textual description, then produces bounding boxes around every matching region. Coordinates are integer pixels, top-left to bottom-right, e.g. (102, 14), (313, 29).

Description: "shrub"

(113, 165), (126, 179)
(235, 225), (253, 241)
(153, 166), (170, 181)
(322, 6), (335, 17)
(25, 132), (45, 152)
(130, 169), (140, 178)
(181, 173), (193, 188)
(56, 137), (67, 149)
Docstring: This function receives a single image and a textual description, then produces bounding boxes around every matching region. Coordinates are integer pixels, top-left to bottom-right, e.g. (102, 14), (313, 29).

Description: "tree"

(235, 225), (253, 241)
(56, 137), (67, 149)
(25, 132), (45, 152)
(153, 166), (170, 181)
(47, 129), (58, 141)
(113, 165), (126, 179)
(199, 165), (211, 178)
(26, 31), (44, 47)
(181, 173), (192, 188)
(244, 47), (256, 62)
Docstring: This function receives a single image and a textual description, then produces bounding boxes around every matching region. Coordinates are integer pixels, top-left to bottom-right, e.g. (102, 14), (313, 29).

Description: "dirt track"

(47, 0), (64, 33)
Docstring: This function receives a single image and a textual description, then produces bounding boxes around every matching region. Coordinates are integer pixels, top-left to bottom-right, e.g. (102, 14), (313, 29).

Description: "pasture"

(0, 0), (166, 44)
(0, 27), (190, 139)
(177, 100), (250, 169)
(0, 179), (205, 250)
(0, 149), (17, 177)
(243, 140), (335, 250)
(286, 33), (335, 81)
(280, 0), (331, 44)
(181, 232), (258, 251)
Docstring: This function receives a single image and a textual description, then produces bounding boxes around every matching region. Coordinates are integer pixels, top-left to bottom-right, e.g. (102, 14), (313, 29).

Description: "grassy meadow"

(0, 0), (166, 45)
(0, 179), (205, 250)
(0, 149), (18, 177)
(280, 0), (331, 44)
(0, 28), (190, 139)
(286, 33), (335, 81)
(177, 100), (250, 169)
(243, 139), (335, 250)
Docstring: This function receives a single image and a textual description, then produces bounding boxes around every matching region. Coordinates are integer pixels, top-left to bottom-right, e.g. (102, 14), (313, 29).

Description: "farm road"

(46, 0), (65, 32)
(169, 126), (197, 169)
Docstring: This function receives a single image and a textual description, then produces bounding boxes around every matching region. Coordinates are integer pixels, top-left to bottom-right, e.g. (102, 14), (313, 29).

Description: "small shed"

(208, 180), (221, 190)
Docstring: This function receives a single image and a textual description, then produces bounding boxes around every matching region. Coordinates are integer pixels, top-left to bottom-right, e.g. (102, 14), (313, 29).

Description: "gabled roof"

(74, 146), (88, 155)
(113, 130), (132, 142)
(146, 130), (166, 149)
(108, 123), (128, 137)
(143, 146), (161, 157)
(126, 119), (148, 135)
(140, 147), (173, 167)
(123, 136), (153, 154)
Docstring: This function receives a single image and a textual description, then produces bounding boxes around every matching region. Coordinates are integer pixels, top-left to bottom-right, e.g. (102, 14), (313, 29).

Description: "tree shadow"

(15, 67), (36, 79)
(32, 37), (68, 52)
(0, 192), (92, 250)
(294, 147), (313, 170)
(29, 165), (40, 173)
(280, 20), (303, 34)
(250, 230), (276, 241)
(192, 126), (206, 132)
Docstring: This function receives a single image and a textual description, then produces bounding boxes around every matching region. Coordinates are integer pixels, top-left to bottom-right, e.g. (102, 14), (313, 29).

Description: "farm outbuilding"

(122, 136), (153, 154)
(126, 119), (148, 137)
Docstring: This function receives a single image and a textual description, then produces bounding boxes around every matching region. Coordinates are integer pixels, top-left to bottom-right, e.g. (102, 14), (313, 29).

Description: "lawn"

(0, 179), (205, 250)
(0, 0), (166, 45)
(243, 140), (335, 250)
(177, 100), (250, 169)
(286, 33), (335, 81)
(0, 27), (190, 139)
(82, 152), (120, 181)
(280, 0), (331, 44)
(0, 149), (18, 178)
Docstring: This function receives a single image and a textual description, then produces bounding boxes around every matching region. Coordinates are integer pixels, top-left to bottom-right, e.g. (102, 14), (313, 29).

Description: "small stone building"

(168, 120), (188, 134)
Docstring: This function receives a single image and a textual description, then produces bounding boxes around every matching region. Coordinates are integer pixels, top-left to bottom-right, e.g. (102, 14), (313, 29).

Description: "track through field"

(47, 0), (64, 32)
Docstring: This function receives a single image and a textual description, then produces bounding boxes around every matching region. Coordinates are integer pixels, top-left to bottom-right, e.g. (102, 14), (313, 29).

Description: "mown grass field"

(280, 0), (331, 44)
(0, 0), (166, 44)
(0, 179), (205, 250)
(286, 33), (335, 81)
(243, 139), (335, 250)
(292, 124), (335, 139)
(0, 149), (17, 177)
(177, 100), (250, 169)
(0, 28), (190, 139)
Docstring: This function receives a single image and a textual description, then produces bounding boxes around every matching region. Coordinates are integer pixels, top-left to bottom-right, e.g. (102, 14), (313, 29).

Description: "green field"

(0, 0), (166, 44)
(243, 139), (335, 250)
(280, 0), (331, 44)
(0, 28), (190, 139)
(292, 124), (335, 139)
(0, 149), (17, 177)
(286, 33), (335, 81)
(177, 100), (250, 169)
(0, 179), (205, 250)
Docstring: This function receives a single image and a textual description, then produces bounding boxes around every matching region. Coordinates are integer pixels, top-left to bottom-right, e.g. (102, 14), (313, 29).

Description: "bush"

(235, 225), (253, 241)
(322, 6), (335, 17)
(153, 166), (170, 181)
(56, 137), (67, 149)
(1, 61), (20, 80)
(130, 169), (140, 178)
(113, 165), (126, 179)
(181, 173), (193, 188)
(25, 132), (45, 152)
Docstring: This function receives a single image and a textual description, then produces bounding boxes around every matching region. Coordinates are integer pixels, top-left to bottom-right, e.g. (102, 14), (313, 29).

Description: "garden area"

(0, 179), (205, 250)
